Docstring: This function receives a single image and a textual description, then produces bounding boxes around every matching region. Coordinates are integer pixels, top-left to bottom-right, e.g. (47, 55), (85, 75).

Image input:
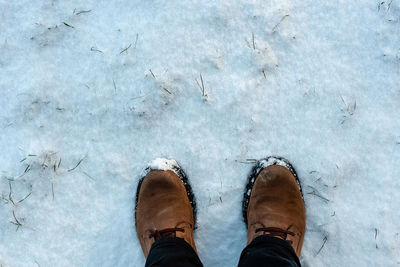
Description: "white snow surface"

(1, 0), (400, 266)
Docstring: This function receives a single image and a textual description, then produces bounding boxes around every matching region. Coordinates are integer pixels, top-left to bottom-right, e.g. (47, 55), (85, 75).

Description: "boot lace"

(255, 227), (295, 245)
(149, 228), (185, 240)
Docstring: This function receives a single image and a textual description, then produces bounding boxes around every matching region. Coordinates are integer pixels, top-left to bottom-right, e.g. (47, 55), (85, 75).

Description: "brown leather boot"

(135, 160), (197, 258)
(243, 157), (306, 257)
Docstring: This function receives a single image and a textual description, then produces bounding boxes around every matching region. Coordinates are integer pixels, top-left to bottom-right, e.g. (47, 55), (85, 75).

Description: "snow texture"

(1, 0), (400, 266)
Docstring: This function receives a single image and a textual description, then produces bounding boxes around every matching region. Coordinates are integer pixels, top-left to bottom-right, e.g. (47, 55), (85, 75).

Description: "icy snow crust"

(1, 0), (400, 266)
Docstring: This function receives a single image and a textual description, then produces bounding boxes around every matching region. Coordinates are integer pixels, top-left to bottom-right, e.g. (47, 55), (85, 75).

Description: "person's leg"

(238, 236), (301, 267)
(145, 237), (203, 267)
(135, 159), (203, 267)
(239, 157), (306, 267)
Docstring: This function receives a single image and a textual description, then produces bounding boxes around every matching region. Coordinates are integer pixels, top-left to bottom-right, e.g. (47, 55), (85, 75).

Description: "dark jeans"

(145, 235), (301, 267)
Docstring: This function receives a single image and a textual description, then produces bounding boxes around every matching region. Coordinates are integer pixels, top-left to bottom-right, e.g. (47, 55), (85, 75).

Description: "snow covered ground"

(1, 0), (399, 266)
